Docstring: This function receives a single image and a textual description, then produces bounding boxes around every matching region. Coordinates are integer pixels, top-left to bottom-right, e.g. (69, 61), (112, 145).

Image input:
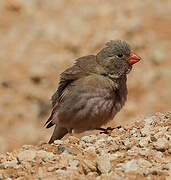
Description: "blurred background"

(0, 0), (170, 152)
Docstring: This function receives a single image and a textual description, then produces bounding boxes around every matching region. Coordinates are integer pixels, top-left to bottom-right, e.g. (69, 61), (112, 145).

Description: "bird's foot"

(97, 126), (122, 135)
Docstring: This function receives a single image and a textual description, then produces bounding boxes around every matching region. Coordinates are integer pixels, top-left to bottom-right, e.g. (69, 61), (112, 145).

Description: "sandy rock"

(69, 160), (79, 168)
(36, 150), (55, 161)
(153, 138), (169, 151)
(81, 135), (97, 143)
(54, 140), (63, 145)
(47, 166), (56, 172)
(139, 137), (149, 147)
(17, 150), (36, 162)
(0, 173), (3, 180)
(82, 160), (97, 174)
(38, 167), (44, 179)
(109, 152), (125, 161)
(117, 159), (152, 173)
(97, 154), (111, 174)
(56, 169), (72, 177)
(0, 159), (20, 169)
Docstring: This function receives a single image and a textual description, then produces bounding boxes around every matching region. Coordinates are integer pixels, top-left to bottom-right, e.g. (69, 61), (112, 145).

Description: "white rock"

(47, 166), (56, 172)
(36, 150), (54, 161)
(17, 150), (36, 162)
(139, 138), (149, 147)
(118, 158), (151, 173)
(69, 160), (79, 168)
(54, 140), (63, 145)
(38, 167), (43, 179)
(97, 154), (111, 174)
(81, 135), (97, 143)
(0, 160), (20, 169)
(144, 117), (154, 126)
(154, 138), (169, 151)
(109, 152), (124, 161)
(56, 169), (72, 177)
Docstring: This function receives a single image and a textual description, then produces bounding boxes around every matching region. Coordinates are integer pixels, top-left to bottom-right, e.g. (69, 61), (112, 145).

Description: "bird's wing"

(45, 55), (96, 127)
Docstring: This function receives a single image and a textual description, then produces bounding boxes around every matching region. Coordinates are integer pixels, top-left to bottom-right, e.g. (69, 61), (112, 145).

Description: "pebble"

(97, 154), (111, 174)
(82, 160), (97, 174)
(153, 138), (169, 151)
(139, 138), (149, 147)
(54, 140), (63, 145)
(141, 126), (150, 136)
(109, 152), (124, 161)
(17, 150), (36, 162)
(144, 117), (154, 126)
(118, 159), (151, 173)
(38, 167), (43, 179)
(0, 160), (19, 169)
(57, 145), (65, 154)
(36, 150), (54, 161)
(0, 174), (3, 180)
(81, 135), (97, 143)
(69, 160), (79, 168)
(150, 136), (157, 142)
(168, 148), (171, 154)
(56, 169), (72, 177)
(47, 166), (56, 172)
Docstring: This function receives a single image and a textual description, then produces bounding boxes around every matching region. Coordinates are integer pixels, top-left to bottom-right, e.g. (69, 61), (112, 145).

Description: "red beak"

(128, 52), (141, 65)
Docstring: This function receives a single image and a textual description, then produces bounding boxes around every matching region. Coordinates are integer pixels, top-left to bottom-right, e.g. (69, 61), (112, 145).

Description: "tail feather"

(48, 126), (68, 144)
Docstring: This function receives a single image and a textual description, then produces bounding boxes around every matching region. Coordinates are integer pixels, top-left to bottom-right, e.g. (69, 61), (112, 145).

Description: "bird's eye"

(117, 53), (123, 58)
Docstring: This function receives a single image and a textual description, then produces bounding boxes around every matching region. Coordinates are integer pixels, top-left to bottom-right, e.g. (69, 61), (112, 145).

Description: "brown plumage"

(45, 40), (141, 143)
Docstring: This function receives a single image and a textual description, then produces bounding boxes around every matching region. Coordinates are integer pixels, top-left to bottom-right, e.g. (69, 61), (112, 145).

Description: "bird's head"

(96, 40), (141, 78)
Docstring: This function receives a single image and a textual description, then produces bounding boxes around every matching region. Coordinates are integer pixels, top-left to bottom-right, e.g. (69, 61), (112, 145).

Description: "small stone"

(0, 160), (19, 169)
(84, 146), (96, 152)
(69, 160), (79, 168)
(68, 136), (80, 144)
(153, 138), (169, 151)
(37, 150), (54, 161)
(118, 159), (139, 172)
(81, 135), (97, 143)
(97, 154), (111, 174)
(107, 136), (113, 143)
(56, 169), (72, 177)
(150, 136), (157, 142)
(54, 140), (63, 145)
(141, 126), (150, 136)
(38, 167), (43, 179)
(57, 145), (65, 154)
(168, 149), (171, 154)
(0, 173), (3, 180)
(109, 152), (124, 161)
(139, 138), (149, 147)
(117, 159), (151, 173)
(144, 117), (154, 126)
(17, 150), (36, 162)
(82, 160), (97, 174)
(47, 166), (56, 172)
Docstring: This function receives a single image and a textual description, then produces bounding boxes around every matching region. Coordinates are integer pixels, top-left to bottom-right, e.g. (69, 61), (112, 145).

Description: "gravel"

(0, 112), (170, 179)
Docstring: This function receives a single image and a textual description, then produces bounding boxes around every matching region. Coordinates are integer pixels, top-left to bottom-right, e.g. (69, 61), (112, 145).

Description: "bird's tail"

(48, 126), (68, 144)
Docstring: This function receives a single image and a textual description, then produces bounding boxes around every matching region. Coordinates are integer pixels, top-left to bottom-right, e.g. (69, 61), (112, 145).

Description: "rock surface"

(0, 112), (170, 179)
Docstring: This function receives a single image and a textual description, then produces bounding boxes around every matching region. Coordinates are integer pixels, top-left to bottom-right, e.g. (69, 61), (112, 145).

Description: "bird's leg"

(96, 126), (122, 134)
(67, 128), (73, 136)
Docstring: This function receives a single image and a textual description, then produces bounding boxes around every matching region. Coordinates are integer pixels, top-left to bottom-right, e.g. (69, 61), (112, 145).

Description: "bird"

(45, 40), (141, 144)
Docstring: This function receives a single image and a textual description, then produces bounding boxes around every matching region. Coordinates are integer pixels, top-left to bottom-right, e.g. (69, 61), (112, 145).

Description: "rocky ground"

(0, 112), (170, 179)
(0, 0), (171, 153)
